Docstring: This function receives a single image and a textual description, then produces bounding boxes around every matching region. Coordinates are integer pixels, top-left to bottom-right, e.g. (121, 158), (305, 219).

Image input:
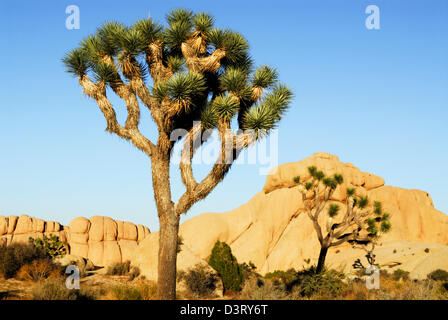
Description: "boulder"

(163, 152), (448, 278)
(55, 254), (95, 271)
(131, 232), (223, 297)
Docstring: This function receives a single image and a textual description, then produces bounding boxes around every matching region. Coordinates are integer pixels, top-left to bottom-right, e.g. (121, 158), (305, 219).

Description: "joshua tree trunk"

(151, 146), (179, 299)
(316, 245), (329, 274)
(157, 210), (179, 299)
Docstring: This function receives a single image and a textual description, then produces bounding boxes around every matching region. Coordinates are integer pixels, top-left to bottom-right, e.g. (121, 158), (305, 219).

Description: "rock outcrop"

(138, 152), (448, 279)
(3, 152), (448, 279)
(0, 215), (150, 267)
(0, 215), (67, 247)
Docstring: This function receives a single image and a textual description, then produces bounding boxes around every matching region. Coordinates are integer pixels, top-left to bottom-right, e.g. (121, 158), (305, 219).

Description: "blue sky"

(1, 0), (447, 231)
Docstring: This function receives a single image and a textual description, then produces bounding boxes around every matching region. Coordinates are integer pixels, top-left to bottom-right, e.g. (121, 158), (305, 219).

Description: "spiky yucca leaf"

(201, 104), (219, 129)
(323, 177), (337, 189)
(328, 204), (340, 217)
(263, 84), (293, 121)
(62, 49), (89, 76)
(333, 174), (344, 185)
(357, 196), (369, 209)
(167, 72), (207, 108)
(166, 8), (194, 27)
(164, 20), (193, 49)
(373, 201), (382, 216)
(117, 28), (146, 56)
(212, 94), (240, 121)
(241, 103), (275, 136)
(346, 187), (355, 197)
(314, 170), (325, 181)
(153, 80), (169, 101)
(252, 66), (278, 89)
(80, 35), (107, 64)
(167, 56), (186, 73)
(92, 62), (119, 84)
(366, 218), (378, 235)
(241, 84), (292, 134)
(134, 18), (162, 45)
(381, 220), (391, 233)
(96, 21), (126, 56)
(219, 67), (251, 100)
(308, 166), (317, 176)
(193, 12), (214, 34)
(208, 29), (249, 63)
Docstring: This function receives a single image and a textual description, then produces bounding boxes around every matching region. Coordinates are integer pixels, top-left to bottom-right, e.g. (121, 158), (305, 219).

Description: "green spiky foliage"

(63, 8), (292, 137)
(292, 167), (391, 273)
(62, 9), (293, 300)
(208, 241), (244, 292)
(29, 235), (68, 259)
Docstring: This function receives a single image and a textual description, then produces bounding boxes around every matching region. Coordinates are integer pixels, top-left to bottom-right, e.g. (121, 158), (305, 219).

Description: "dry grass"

(16, 259), (63, 282)
(102, 279), (158, 300)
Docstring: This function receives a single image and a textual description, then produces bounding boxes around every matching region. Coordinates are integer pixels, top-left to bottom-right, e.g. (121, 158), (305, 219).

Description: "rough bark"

(149, 140), (179, 299)
(316, 245), (329, 274)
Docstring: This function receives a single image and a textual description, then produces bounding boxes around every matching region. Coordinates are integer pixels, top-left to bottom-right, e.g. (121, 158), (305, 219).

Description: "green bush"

(265, 269), (298, 285)
(0, 243), (48, 279)
(393, 269), (410, 281)
(29, 234), (68, 259)
(178, 264), (218, 298)
(428, 269), (448, 281)
(208, 241), (244, 292)
(294, 269), (346, 298)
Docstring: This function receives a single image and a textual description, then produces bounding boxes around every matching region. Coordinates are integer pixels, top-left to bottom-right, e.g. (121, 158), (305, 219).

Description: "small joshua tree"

(63, 9), (292, 299)
(29, 234), (68, 259)
(293, 166), (391, 274)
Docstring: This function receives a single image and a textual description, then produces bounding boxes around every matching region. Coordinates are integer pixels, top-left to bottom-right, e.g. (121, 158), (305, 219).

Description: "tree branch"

(78, 75), (155, 157)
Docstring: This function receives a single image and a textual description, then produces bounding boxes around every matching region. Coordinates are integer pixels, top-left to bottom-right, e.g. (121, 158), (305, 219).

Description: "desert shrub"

(178, 264), (218, 299)
(238, 277), (289, 300)
(240, 261), (259, 279)
(32, 279), (97, 300)
(424, 248), (430, 253)
(265, 269), (298, 286)
(293, 269), (346, 298)
(393, 269), (410, 281)
(0, 243), (47, 279)
(208, 241), (244, 292)
(106, 260), (140, 280)
(342, 280), (371, 300)
(109, 285), (142, 300)
(16, 259), (63, 281)
(107, 260), (131, 275)
(442, 282), (448, 292)
(29, 234), (67, 258)
(428, 269), (448, 281)
(378, 279), (444, 300)
(107, 281), (157, 300)
(128, 266), (141, 281)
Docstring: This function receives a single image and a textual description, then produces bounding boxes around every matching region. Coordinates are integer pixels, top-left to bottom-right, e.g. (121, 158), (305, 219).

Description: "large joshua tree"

(63, 9), (292, 299)
(293, 167), (391, 274)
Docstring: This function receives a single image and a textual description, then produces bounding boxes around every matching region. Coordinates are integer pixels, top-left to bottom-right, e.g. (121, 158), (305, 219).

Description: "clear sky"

(1, 0), (447, 231)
